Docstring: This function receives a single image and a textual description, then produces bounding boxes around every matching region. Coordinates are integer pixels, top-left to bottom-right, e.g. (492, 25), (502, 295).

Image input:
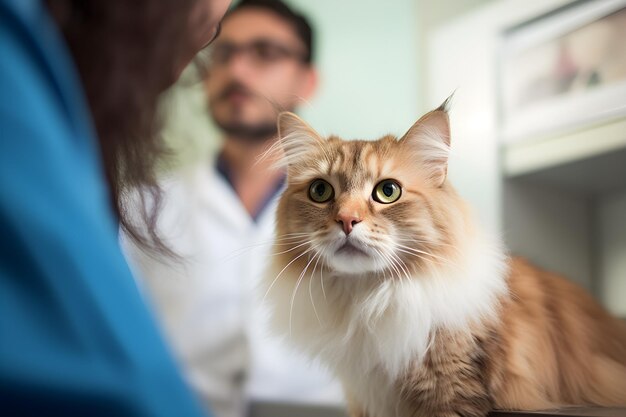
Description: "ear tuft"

(277, 112), (308, 141)
(275, 112), (324, 169)
(401, 98), (453, 187)
(435, 93), (454, 113)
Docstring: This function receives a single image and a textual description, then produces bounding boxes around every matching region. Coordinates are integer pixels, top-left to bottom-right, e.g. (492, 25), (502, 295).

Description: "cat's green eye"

(309, 179), (334, 203)
(373, 179), (402, 204)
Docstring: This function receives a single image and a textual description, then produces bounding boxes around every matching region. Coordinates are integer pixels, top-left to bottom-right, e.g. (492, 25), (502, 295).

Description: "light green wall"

(288, 0), (420, 140)
(157, 72), (221, 169)
(290, 0), (497, 135)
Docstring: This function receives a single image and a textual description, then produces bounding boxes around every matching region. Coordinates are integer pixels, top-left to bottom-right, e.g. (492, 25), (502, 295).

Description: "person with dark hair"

(124, 1), (343, 416)
(0, 0), (230, 416)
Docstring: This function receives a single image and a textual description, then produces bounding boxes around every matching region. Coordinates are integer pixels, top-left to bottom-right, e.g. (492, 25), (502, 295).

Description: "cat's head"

(273, 101), (468, 277)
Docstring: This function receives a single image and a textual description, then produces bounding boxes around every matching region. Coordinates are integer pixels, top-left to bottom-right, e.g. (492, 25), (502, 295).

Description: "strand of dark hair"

(45, 0), (198, 258)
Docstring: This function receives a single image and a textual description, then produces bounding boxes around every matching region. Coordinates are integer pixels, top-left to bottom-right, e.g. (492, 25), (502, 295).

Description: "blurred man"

(125, 1), (342, 417)
(205, 0), (316, 219)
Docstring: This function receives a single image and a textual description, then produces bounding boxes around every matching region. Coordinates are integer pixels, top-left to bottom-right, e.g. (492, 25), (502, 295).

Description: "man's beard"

(213, 118), (278, 143)
(211, 81), (284, 143)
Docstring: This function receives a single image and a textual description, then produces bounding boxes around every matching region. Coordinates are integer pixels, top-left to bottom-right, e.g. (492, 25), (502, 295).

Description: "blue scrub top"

(0, 1), (209, 416)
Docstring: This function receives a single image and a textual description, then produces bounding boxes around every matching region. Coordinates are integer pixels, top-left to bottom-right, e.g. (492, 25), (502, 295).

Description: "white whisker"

(309, 252), (324, 326)
(394, 243), (448, 261)
(219, 234), (310, 263)
(320, 246), (328, 302)
(376, 248), (403, 286)
(390, 251), (411, 279)
(395, 246), (458, 271)
(272, 239), (314, 256)
(290, 248), (319, 336)
(262, 245), (314, 305)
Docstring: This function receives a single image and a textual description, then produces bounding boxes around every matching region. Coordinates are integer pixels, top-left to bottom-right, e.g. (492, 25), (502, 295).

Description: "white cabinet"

(427, 0), (626, 316)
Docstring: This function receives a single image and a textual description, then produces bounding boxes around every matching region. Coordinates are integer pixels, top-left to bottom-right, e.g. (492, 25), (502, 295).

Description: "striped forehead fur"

(273, 112), (451, 190)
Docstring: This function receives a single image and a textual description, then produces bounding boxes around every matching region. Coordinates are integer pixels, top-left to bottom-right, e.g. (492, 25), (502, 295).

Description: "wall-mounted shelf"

(502, 117), (626, 195)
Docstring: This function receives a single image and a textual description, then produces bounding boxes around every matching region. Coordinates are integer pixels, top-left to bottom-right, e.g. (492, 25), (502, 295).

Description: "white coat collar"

(192, 159), (284, 235)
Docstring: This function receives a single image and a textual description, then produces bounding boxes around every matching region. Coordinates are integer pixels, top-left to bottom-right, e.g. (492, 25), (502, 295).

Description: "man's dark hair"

(229, 0), (314, 63)
(45, 0), (202, 255)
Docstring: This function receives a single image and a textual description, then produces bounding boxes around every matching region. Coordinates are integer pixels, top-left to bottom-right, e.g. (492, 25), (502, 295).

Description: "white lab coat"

(123, 160), (343, 417)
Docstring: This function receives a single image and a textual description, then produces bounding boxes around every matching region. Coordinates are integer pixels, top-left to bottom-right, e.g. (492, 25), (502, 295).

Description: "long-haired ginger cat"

(262, 101), (626, 417)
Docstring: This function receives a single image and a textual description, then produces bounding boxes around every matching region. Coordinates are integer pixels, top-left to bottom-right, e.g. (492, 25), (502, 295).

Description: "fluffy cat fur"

(262, 102), (626, 417)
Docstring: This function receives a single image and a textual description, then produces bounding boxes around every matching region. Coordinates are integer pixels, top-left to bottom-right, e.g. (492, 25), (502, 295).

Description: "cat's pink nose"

(336, 213), (362, 235)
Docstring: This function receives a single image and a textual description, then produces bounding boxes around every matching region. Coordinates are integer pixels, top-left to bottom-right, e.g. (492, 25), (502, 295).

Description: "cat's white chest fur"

(265, 232), (508, 417)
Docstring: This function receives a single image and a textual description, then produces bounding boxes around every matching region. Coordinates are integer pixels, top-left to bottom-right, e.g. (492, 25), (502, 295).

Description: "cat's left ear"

(400, 97), (451, 187)
(277, 112), (325, 169)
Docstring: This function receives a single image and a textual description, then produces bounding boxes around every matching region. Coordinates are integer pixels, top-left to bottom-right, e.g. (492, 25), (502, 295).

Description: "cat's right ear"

(276, 112), (325, 169)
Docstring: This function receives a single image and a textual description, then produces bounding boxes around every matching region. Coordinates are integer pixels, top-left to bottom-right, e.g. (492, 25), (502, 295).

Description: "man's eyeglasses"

(208, 39), (307, 68)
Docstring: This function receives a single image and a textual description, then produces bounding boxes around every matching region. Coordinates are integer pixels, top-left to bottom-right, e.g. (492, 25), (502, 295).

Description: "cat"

(261, 100), (626, 417)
